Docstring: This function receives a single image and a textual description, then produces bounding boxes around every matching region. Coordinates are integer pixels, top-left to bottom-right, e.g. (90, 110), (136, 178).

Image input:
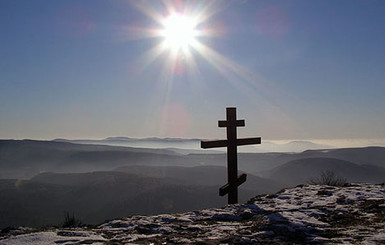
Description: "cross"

(201, 107), (261, 204)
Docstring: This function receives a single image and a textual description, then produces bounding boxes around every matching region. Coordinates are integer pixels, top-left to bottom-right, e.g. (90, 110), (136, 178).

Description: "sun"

(129, 1), (257, 85)
(160, 14), (198, 52)
(127, 1), (270, 115)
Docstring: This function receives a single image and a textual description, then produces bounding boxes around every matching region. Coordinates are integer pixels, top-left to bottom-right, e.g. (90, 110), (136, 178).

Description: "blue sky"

(1, 0), (385, 143)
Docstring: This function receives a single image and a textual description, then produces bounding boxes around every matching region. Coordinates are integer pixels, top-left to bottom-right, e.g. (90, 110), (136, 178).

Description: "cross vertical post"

(225, 108), (238, 204)
(201, 107), (261, 204)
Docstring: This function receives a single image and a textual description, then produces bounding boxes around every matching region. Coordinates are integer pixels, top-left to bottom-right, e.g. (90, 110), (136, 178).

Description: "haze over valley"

(1, 138), (384, 228)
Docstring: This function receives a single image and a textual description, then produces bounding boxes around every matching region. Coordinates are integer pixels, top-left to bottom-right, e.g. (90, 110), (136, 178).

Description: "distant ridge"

(52, 137), (203, 153)
(103, 137), (201, 142)
(256, 140), (334, 153)
(54, 137), (201, 143)
(53, 137), (334, 153)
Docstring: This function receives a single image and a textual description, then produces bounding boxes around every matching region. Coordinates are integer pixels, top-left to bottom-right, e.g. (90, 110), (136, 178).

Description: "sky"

(1, 0), (385, 145)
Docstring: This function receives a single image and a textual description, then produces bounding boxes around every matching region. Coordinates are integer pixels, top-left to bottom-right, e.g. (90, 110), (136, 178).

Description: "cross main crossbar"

(201, 137), (261, 149)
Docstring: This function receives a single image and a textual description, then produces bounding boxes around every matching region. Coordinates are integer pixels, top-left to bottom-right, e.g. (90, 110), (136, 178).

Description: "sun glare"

(161, 14), (198, 51)
(129, 0), (268, 97)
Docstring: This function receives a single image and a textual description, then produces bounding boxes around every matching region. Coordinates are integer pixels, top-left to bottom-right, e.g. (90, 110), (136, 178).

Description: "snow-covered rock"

(1, 183), (384, 244)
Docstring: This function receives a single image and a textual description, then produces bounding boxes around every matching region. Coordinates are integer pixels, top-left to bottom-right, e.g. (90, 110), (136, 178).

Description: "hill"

(1, 183), (384, 244)
(265, 157), (385, 186)
(301, 146), (385, 168)
(0, 166), (282, 228)
(0, 172), (220, 228)
(114, 165), (282, 193)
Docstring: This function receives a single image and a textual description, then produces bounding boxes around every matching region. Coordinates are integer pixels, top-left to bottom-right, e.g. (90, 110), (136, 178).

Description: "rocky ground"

(1, 183), (384, 244)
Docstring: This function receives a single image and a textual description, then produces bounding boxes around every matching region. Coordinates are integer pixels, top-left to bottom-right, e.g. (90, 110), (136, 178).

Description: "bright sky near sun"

(1, 0), (385, 143)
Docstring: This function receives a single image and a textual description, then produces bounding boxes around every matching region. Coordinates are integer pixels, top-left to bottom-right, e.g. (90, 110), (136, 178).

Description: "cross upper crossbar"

(218, 119), (245, 127)
(200, 107), (261, 204)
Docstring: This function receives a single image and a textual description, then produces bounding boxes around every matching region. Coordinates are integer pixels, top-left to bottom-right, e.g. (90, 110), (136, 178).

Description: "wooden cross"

(201, 107), (261, 204)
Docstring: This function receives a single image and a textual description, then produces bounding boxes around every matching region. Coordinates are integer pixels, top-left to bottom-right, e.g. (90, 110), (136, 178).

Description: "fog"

(0, 139), (384, 228)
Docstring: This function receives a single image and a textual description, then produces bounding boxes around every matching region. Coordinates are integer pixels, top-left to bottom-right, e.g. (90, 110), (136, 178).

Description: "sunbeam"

(125, 0), (294, 120)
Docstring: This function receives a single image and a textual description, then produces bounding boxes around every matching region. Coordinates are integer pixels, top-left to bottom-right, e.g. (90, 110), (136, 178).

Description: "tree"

(308, 170), (347, 186)
(62, 211), (82, 228)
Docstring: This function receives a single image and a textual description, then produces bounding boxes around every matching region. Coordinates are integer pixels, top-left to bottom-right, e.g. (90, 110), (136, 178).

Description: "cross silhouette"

(201, 107), (261, 204)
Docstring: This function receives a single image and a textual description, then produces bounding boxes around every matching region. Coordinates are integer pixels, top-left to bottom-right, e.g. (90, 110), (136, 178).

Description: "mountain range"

(53, 137), (334, 153)
(0, 139), (384, 228)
